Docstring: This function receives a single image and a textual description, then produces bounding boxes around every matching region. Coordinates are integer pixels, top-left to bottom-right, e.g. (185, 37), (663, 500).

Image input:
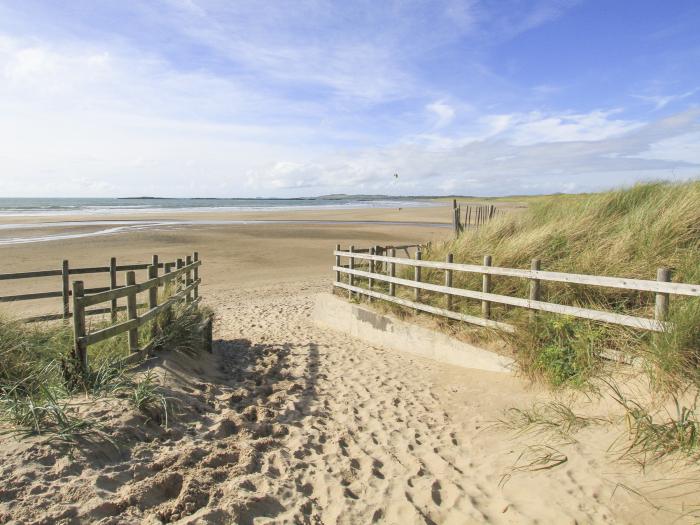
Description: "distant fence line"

(451, 200), (502, 234)
(333, 245), (700, 333)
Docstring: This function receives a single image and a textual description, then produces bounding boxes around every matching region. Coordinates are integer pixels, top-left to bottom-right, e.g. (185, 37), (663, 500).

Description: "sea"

(0, 197), (447, 245)
(0, 197), (435, 217)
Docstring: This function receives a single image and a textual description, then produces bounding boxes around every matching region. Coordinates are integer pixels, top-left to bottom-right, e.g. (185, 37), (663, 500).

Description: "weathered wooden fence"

(72, 253), (202, 370)
(0, 255), (180, 323)
(451, 200), (502, 234)
(333, 246), (700, 333)
(1, 253), (209, 371)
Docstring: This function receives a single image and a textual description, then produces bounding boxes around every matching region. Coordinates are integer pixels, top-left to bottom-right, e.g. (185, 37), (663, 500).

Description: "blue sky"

(0, 0), (698, 197)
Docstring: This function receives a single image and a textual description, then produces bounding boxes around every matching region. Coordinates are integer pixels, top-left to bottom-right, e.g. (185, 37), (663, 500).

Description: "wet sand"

(0, 205), (450, 318)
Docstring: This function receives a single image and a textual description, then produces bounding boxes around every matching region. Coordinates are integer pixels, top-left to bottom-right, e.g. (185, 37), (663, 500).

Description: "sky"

(0, 0), (698, 198)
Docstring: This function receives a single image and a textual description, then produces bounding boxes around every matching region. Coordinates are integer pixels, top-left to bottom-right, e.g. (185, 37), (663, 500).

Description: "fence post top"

(657, 267), (671, 280)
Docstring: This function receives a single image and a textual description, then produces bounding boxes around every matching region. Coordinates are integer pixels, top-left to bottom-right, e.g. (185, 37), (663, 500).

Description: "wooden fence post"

(109, 257), (117, 322)
(369, 247), (375, 302)
(375, 245), (383, 273)
(348, 245), (355, 299)
(176, 258), (183, 293)
(150, 253), (158, 295)
(126, 271), (138, 352)
(185, 254), (193, 303)
(529, 259), (541, 321)
(389, 248), (396, 296)
(61, 260), (70, 321)
(414, 250), (422, 303)
(162, 262), (173, 326)
(655, 267), (671, 322)
(148, 264), (158, 340)
(482, 255), (492, 319)
(335, 244), (341, 285)
(148, 265), (158, 310)
(193, 252), (199, 302)
(445, 254), (453, 309)
(71, 280), (87, 372)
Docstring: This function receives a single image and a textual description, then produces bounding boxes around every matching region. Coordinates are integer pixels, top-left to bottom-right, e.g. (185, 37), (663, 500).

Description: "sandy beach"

(1, 204), (698, 524)
(0, 205), (451, 318)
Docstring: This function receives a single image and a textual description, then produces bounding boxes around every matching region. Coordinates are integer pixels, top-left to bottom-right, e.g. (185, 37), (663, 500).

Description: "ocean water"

(0, 197), (446, 244)
(0, 197), (434, 216)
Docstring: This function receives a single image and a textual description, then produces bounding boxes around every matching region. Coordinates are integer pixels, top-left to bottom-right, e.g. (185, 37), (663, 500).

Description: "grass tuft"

(496, 400), (608, 444)
(608, 381), (700, 464)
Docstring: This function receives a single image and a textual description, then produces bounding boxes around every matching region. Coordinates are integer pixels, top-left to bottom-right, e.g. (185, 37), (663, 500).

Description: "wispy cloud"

(246, 109), (700, 195)
(427, 100), (457, 128)
(0, 1), (697, 197)
(634, 89), (698, 111)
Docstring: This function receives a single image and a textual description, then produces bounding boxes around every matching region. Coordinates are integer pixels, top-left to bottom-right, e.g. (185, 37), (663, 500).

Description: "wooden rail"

(333, 248), (700, 333)
(71, 253), (202, 370)
(0, 257), (178, 322)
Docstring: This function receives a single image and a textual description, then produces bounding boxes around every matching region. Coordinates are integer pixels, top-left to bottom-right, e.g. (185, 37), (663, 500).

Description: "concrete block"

(312, 293), (514, 374)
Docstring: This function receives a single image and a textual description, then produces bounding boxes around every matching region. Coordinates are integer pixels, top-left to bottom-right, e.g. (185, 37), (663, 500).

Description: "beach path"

(205, 281), (639, 525)
(1, 279), (686, 524)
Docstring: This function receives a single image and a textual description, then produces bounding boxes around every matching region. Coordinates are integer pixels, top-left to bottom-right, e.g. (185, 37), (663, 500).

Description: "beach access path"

(203, 281), (666, 524)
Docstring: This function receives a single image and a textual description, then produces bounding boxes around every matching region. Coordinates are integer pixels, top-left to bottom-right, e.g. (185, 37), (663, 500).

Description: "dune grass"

(398, 181), (700, 466)
(398, 181), (700, 390)
(0, 296), (211, 442)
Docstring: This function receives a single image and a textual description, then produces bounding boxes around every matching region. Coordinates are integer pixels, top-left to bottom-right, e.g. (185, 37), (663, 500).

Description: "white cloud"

(634, 90), (698, 111)
(492, 110), (643, 145)
(426, 100), (456, 128)
(244, 108), (700, 196)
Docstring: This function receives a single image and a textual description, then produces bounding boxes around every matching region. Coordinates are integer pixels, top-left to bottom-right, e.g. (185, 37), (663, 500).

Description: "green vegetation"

(403, 181), (700, 389)
(496, 401), (609, 445)
(0, 298), (211, 442)
(608, 380), (700, 464)
(356, 181), (700, 465)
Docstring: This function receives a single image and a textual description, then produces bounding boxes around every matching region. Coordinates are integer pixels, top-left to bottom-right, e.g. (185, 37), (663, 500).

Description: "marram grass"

(398, 181), (700, 389)
(0, 296), (211, 440)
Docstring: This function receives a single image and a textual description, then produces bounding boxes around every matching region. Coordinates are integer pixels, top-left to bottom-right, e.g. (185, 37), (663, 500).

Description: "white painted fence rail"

(333, 247), (700, 333)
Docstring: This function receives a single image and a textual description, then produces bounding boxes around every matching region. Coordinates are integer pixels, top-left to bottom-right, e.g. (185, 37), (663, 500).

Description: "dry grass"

(396, 181), (700, 389)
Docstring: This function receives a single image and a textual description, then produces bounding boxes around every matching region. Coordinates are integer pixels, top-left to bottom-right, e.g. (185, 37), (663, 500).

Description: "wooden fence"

(72, 253), (202, 370)
(0, 255), (181, 323)
(451, 200), (502, 234)
(333, 246), (700, 334)
(0, 253), (206, 371)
